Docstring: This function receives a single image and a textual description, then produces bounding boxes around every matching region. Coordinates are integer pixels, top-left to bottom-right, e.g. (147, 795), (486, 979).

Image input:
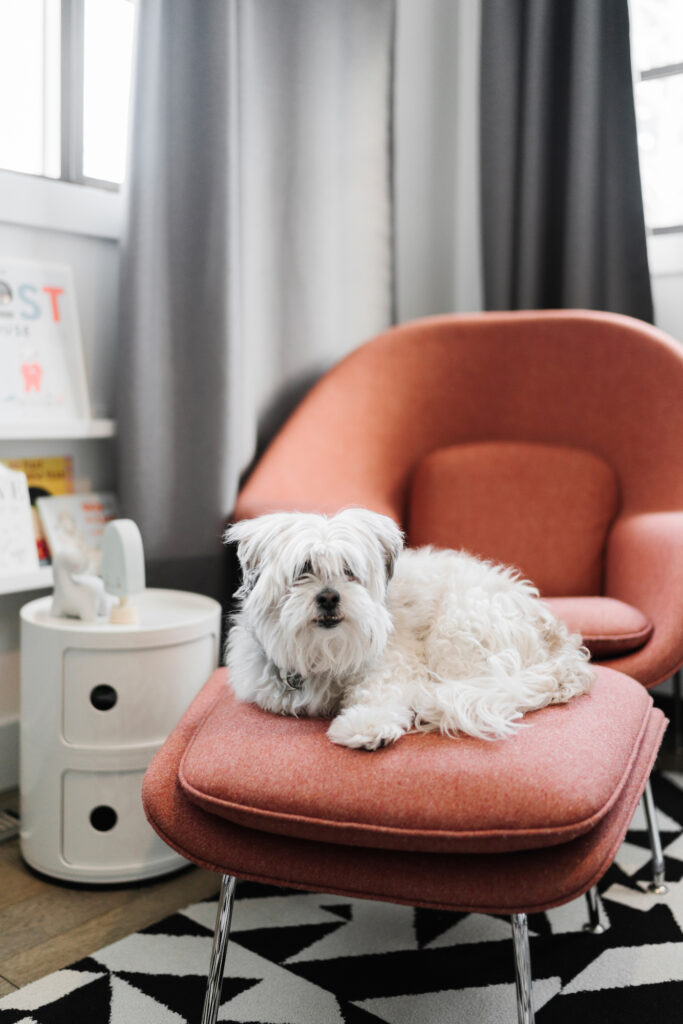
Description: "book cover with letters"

(0, 259), (91, 423)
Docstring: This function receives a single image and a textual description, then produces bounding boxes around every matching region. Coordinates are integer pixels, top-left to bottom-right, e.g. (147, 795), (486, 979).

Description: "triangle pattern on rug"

(338, 1002), (388, 1024)
(535, 980), (683, 1023)
(234, 921), (347, 964)
(91, 931), (214, 977)
(116, 971), (258, 1022)
(320, 903), (354, 922)
(421, 910), (512, 948)
(141, 911), (215, 938)
(285, 899), (419, 963)
(216, 945), (346, 1024)
(413, 907), (468, 948)
(30, 976), (111, 1024)
(189, 891), (348, 934)
(357, 976), (562, 1023)
(109, 976), (184, 1024)
(0, 971), (106, 1016)
(562, 941), (683, 993)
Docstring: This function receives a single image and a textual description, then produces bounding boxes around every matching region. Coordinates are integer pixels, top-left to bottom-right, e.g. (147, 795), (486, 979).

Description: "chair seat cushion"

(544, 596), (653, 659)
(407, 441), (619, 596)
(178, 667), (654, 855)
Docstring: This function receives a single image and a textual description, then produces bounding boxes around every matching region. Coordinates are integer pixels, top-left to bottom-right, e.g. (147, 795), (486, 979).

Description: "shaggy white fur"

(225, 509), (594, 750)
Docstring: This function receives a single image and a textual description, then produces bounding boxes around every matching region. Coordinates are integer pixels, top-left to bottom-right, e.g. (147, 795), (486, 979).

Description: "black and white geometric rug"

(1, 770), (682, 1024)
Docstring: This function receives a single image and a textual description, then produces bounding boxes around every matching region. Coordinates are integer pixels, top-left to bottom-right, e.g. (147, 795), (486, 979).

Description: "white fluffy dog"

(225, 508), (594, 750)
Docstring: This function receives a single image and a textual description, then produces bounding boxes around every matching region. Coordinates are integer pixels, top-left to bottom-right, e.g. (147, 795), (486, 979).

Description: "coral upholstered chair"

(143, 311), (678, 1024)
(232, 310), (683, 690)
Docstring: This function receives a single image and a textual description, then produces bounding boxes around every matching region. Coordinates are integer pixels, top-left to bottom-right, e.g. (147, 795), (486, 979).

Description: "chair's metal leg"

(674, 668), (682, 752)
(511, 913), (535, 1024)
(642, 778), (668, 894)
(201, 874), (237, 1024)
(582, 886), (605, 934)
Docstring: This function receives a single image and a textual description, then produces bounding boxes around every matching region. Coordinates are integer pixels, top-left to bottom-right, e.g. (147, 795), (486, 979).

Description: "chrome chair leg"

(582, 886), (605, 934)
(511, 913), (535, 1024)
(201, 874), (237, 1024)
(642, 778), (668, 894)
(674, 668), (682, 750)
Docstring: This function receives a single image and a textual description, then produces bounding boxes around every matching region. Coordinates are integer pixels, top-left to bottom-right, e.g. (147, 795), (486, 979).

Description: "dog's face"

(226, 508), (403, 680)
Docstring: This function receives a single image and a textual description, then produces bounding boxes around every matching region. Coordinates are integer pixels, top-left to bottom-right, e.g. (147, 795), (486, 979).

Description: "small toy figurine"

(51, 549), (115, 622)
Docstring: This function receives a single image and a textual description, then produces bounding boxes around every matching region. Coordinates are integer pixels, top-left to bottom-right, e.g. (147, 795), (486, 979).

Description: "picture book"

(0, 259), (91, 423)
(0, 464), (40, 575)
(2, 456), (75, 563)
(36, 492), (120, 575)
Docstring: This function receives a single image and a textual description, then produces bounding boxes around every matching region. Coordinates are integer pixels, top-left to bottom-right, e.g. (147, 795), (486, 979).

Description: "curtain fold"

(117, 0), (395, 597)
(480, 0), (653, 320)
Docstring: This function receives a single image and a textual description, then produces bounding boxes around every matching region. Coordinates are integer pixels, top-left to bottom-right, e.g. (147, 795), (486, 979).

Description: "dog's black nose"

(316, 588), (340, 613)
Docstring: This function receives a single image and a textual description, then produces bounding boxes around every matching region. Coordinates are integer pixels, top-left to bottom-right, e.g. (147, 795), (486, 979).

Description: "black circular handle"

(90, 685), (118, 711)
(90, 805), (118, 832)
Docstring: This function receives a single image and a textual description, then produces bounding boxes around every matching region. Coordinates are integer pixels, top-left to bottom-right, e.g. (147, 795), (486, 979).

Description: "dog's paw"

(327, 706), (409, 751)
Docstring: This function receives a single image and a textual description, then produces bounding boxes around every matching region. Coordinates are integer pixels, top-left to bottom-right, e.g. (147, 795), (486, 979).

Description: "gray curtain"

(117, 0), (395, 599)
(480, 0), (653, 320)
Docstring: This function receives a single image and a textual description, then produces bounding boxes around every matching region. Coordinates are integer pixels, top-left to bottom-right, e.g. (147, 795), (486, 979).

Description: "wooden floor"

(0, 789), (220, 998)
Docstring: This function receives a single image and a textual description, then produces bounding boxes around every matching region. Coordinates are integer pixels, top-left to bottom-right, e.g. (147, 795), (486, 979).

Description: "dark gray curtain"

(117, 1), (395, 600)
(480, 0), (653, 320)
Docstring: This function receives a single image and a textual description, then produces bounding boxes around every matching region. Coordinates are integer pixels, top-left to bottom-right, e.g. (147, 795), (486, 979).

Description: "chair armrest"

(604, 512), (683, 685)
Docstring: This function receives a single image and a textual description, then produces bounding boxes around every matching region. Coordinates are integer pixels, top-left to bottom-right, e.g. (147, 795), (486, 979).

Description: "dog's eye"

(343, 564), (359, 581)
(294, 560), (314, 581)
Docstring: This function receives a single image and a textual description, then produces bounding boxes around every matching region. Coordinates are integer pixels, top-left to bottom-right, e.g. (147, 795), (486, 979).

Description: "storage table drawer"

(62, 635), (216, 746)
(62, 769), (171, 869)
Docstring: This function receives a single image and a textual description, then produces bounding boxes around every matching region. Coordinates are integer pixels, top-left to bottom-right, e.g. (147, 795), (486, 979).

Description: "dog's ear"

(223, 518), (268, 596)
(338, 508), (404, 583)
(374, 517), (404, 582)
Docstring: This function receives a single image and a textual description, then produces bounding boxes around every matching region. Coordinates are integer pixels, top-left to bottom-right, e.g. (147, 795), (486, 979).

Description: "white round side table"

(20, 588), (222, 884)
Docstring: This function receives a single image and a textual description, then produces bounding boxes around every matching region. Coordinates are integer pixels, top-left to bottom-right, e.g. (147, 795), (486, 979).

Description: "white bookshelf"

(0, 419), (116, 441)
(0, 419), (116, 596)
(0, 566), (53, 596)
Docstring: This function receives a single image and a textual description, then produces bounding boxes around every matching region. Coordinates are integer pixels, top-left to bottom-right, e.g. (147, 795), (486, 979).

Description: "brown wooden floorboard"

(0, 789), (219, 991)
(0, 976), (18, 997)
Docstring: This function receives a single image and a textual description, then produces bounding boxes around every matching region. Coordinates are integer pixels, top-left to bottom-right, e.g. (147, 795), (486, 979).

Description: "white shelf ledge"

(0, 566), (53, 596)
(0, 419), (116, 440)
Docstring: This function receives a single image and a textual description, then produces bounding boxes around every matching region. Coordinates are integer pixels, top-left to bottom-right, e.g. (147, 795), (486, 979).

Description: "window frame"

(0, 0), (131, 240)
(0, 167), (122, 240)
(629, 0), (683, 238)
(635, 58), (683, 237)
(62, 0), (133, 193)
(628, 0), (683, 276)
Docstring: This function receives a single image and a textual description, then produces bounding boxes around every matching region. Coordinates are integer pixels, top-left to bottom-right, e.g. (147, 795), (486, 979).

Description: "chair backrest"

(407, 440), (619, 596)
(234, 310), (683, 594)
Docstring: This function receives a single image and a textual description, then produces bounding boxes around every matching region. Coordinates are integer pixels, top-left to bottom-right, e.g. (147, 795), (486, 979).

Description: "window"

(0, 0), (135, 189)
(630, 0), (683, 233)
